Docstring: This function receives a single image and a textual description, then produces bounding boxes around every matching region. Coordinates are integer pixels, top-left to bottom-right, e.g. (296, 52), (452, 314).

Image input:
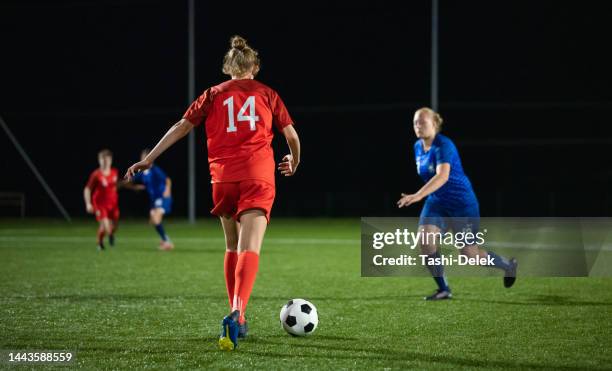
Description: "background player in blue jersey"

(397, 107), (517, 300)
(128, 149), (174, 251)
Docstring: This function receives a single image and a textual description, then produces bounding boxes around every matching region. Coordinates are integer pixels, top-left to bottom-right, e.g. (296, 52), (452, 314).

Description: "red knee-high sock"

(232, 251), (259, 324)
(224, 251), (238, 310)
(97, 226), (106, 244)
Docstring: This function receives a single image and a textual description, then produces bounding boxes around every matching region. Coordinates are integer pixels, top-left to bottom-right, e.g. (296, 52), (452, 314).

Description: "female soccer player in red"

(125, 36), (301, 350)
(84, 149), (120, 251)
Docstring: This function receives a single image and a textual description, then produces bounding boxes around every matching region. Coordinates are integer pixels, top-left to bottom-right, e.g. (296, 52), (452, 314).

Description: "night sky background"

(1, 0), (611, 218)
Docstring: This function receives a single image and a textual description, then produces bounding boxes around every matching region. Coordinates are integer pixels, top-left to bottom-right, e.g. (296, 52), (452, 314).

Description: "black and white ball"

(279, 298), (318, 336)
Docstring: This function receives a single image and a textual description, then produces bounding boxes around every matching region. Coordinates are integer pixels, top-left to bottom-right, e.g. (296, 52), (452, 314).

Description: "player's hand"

(85, 203), (94, 214)
(278, 154), (298, 176)
(397, 193), (423, 208)
(124, 160), (152, 181)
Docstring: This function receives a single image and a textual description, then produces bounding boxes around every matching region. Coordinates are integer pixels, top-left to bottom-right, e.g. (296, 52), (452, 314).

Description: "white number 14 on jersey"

(223, 96), (260, 132)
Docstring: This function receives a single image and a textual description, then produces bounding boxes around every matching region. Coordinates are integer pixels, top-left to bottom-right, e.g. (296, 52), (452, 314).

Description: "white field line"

(0, 236), (611, 251)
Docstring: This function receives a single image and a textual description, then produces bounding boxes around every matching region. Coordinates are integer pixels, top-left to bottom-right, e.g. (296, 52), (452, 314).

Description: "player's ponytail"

(222, 35), (260, 77)
(416, 107), (444, 133)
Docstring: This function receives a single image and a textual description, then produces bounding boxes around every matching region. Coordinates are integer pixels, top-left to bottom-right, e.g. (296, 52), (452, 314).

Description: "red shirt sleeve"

(270, 91), (294, 131)
(183, 88), (214, 127)
(86, 171), (98, 190)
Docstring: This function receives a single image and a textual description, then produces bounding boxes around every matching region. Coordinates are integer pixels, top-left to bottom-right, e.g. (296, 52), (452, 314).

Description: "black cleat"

(109, 234), (115, 247)
(97, 243), (105, 251)
(425, 289), (453, 301)
(504, 258), (518, 288)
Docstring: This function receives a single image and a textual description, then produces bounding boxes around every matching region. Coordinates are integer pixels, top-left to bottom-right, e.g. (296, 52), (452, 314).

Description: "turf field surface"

(1, 218), (611, 370)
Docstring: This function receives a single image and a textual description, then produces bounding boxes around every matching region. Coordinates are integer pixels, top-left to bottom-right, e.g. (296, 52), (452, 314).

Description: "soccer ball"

(279, 298), (318, 336)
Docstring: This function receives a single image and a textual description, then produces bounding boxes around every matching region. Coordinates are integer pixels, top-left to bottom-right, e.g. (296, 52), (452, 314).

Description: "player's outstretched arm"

(278, 125), (300, 176)
(397, 163), (450, 208)
(120, 181), (145, 191)
(125, 119), (193, 180)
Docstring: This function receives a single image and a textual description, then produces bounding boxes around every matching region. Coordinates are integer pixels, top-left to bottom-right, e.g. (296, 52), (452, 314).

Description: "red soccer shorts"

(211, 180), (275, 222)
(94, 204), (120, 222)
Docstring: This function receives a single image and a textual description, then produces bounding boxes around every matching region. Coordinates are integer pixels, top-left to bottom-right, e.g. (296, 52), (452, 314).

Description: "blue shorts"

(418, 198), (480, 233)
(151, 196), (172, 214)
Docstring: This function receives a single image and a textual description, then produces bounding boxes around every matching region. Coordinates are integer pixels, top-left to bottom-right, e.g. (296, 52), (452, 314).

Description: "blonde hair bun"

(222, 35), (260, 77)
(231, 35), (247, 50)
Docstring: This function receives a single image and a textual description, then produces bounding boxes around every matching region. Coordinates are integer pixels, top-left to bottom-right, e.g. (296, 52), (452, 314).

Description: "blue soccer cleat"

(218, 310), (240, 351)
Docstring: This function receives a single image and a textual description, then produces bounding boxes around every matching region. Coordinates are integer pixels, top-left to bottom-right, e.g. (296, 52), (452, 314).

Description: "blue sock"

(427, 251), (449, 292)
(487, 251), (511, 270)
(154, 224), (168, 241)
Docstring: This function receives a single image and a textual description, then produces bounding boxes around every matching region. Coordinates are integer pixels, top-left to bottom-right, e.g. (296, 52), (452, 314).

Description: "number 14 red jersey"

(183, 79), (294, 186)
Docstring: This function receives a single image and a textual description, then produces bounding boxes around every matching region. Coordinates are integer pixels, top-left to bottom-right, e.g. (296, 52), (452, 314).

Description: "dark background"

(1, 0), (611, 219)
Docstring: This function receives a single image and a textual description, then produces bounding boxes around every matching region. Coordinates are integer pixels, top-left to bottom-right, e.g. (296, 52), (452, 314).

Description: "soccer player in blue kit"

(397, 108), (518, 300)
(128, 149), (175, 251)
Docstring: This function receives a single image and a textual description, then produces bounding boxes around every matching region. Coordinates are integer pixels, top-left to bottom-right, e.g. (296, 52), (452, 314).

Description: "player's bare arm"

(278, 125), (301, 176)
(397, 163), (450, 208)
(83, 186), (93, 213)
(116, 179), (140, 190)
(163, 178), (172, 197)
(125, 119), (193, 180)
(122, 181), (145, 191)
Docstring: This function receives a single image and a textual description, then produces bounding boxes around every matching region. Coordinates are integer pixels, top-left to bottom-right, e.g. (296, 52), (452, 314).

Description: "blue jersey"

(414, 134), (477, 209)
(133, 165), (168, 201)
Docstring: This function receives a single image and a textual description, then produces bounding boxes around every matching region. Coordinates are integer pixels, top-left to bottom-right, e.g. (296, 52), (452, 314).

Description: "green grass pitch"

(1, 218), (611, 369)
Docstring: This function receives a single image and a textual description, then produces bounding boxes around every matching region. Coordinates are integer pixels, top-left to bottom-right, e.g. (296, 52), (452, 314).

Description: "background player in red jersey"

(125, 35), (301, 350)
(84, 149), (120, 251)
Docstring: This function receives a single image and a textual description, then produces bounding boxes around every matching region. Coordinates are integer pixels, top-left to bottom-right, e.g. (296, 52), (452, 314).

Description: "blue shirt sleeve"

(152, 166), (167, 195)
(154, 166), (167, 180)
(434, 137), (455, 165)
